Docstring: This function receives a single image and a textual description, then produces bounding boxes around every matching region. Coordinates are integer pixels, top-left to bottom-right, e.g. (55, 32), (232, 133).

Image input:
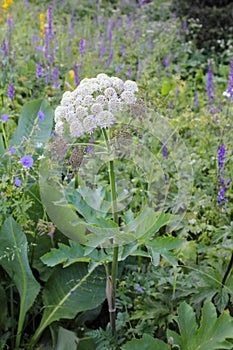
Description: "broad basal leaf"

(0, 217), (40, 346)
(31, 263), (106, 347)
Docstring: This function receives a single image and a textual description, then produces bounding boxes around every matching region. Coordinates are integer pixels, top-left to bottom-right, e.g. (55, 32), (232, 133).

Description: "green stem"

(10, 285), (14, 350)
(102, 128), (119, 336)
(222, 251), (233, 287)
(1, 122), (9, 149)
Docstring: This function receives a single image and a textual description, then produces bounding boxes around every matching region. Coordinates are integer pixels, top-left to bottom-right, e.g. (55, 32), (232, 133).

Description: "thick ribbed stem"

(102, 128), (119, 336)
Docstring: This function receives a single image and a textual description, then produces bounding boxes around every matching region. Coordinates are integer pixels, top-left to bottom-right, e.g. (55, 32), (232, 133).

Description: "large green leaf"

(122, 334), (170, 350)
(10, 98), (54, 146)
(167, 301), (233, 350)
(31, 263), (106, 347)
(0, 217), (40, 347)
(39, 159), (87, 245)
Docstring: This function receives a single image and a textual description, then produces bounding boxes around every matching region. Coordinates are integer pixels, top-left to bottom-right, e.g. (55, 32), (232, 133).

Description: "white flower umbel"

(54, 74), (138, 139)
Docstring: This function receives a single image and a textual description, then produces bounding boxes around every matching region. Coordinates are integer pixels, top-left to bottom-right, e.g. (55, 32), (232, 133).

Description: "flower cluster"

(217, 144), (231, 210)
(54, 73), (138, 138)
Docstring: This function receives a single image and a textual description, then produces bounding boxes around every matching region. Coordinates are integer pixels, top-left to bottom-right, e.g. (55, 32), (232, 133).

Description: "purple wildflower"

(7, 16), (13, 31)
(163, 56), (169, 67)
(121, 44), (126, 58)
(14, 177), (21, 187)
(2, 40), (8, 57)
(206, 60), (214, 105)
(36, 62), (43, 78)
(134, 29), (141, 44)
(217, 185), (228, 210)
(106, 22), (112, 43)
(38, 110), (45, 120)
(106, 47), (114, 67)
(31, 34), (36, 45)
(20, 155), (34, 168)
(52, 65), (59, 88)
(47, 222), (55, 237)
(162, 143), (169, 159)
(50, 50), (54, 66)
(44, 29), (49, 60)
(74, 63), (79, 86)
(87, 139), (94, 152)
(8, 147), (15, 155)
(115, 65), (120, 73)
(99, 34), (105, 61)
(36, 46), (43, 52)
(8, 84), (15, 99)
(136, 285), (143, 292)
(1, 114), (9, 122)
(194, 93), (199, 109)
(136, 60), (142, 79)
(216, 145), (231, 210)
(127, 66), (132, 79)
(47, 5), (53, 38)
(45, 65), (50, 85)
(217, 144), (226, 172)
(148, 37), (154, 50)
(79, 37), (85, 57)
(66, 43), (71, 57)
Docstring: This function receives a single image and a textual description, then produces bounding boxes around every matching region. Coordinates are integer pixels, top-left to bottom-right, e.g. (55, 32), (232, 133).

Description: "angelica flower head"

(54, 74), (138, 138)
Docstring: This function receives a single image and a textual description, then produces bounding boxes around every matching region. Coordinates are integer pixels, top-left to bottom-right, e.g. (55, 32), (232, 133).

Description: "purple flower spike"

(38, 110), (45, 120)
(80, 37), (85, 57)
(8, 84), (15, 99)
(217, 144), (230, 210)
(162, 144), (169, 159)
(14, 177), (21, 187)
(36, 62), (43, 79)
(217, 144), (226, 170)
(20, 155), (34, 168)
(1, 114), (9, 122)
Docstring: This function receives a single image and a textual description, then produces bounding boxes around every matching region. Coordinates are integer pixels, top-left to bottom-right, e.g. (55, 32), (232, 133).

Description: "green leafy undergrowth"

(122, 334), (170, 350)
(167, 301), (233, 350)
